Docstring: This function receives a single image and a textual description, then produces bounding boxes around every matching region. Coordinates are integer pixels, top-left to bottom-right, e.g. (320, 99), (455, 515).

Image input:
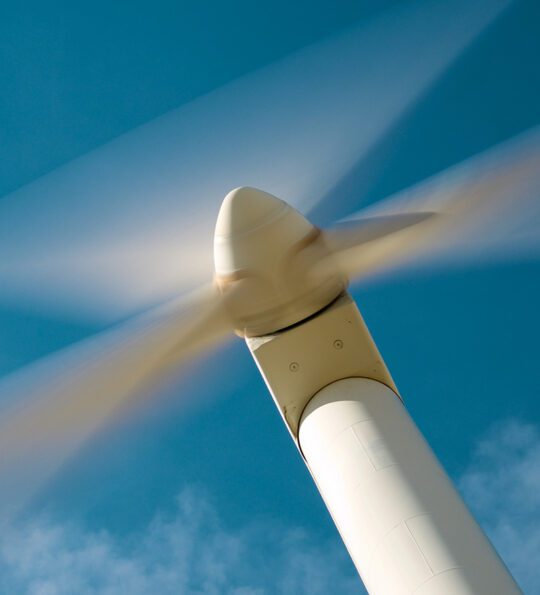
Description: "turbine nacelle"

(213, 187), (346, 337)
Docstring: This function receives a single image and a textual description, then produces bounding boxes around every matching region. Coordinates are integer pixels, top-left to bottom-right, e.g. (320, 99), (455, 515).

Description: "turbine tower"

(214, 187), (520, 595)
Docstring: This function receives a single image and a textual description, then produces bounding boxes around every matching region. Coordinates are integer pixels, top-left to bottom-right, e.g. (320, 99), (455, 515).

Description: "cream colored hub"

(214, 187), (345, 337)
(246, 292), (396, 440)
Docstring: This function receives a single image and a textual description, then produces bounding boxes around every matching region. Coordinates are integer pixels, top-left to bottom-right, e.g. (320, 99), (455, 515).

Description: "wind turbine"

(2, 126), (538, 592)
(0, 0), (538, 592)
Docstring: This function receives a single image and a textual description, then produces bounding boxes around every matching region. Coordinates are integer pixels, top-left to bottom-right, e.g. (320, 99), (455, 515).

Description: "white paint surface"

(299, 378), (521, 594)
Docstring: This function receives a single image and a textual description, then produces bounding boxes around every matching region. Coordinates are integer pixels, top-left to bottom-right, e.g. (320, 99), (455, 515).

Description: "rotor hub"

(213, 187), (346, 337)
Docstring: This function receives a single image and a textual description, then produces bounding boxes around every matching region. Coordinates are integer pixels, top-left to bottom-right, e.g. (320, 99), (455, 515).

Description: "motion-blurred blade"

(0, 286), (232, 519)
(0, 0), (509, 322)
(324, 212), (436, 252)
(329, 126), (540, 283)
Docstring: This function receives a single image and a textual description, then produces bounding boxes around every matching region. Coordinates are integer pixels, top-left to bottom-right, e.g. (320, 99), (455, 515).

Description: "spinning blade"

(0, 287), (232, 519)
(0, 0), (509, 323)
(324, 126), (540, 284)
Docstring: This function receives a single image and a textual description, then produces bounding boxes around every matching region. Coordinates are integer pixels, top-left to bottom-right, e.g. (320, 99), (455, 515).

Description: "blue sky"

(0, 1), (539, 593)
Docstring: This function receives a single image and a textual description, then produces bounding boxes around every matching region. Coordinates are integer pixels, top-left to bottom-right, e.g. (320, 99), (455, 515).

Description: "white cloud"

(0, 488), (361, 595)
(459, 418), (540, 594)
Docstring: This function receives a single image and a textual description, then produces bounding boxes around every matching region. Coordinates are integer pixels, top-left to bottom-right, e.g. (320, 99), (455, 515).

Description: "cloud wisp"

(459, 418), (540, 594)
(0, 489), (361, 595)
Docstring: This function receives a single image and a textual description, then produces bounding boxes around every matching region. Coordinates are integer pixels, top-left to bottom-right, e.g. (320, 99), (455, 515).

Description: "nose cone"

(214, 186), (312, 277)
(214, 187), (288, 237)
